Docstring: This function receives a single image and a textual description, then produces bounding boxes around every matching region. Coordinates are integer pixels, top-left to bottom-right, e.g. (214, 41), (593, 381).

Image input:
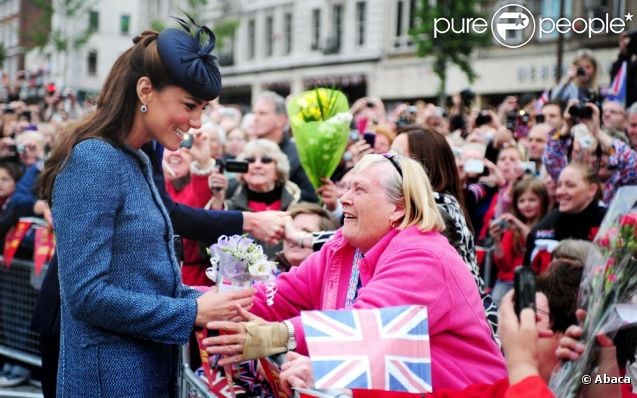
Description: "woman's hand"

(556, 309), (622, 398)
(208, 169), (228, 208)
(479, 158), (506, 188)
(317, 178), (339, 212)
(194, 288), (254, 327)
(348, 140), (374, 163)
(33, 200), (53, 225)
(501, 212), (530, 239)
(280, 352), (315, 396)
(204, 306), (282, 365)
(499, 291), (544, 385)
(189, 130), (213, 170)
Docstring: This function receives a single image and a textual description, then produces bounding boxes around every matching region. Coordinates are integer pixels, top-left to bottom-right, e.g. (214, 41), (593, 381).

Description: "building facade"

(0, 0), (51, 100)
(20, 0), (637, 105)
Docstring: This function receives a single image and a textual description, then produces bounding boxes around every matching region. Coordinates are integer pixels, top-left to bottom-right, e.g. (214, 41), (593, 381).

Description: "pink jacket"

(252, 226), (506, 390)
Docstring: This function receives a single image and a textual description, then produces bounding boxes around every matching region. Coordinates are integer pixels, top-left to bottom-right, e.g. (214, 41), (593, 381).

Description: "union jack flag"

(301, 306), (431, 393)
(606, 60), (627, 106)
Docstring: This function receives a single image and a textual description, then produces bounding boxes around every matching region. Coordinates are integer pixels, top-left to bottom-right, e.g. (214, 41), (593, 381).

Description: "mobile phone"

(362, 132), (376, 148)
(514, 266), (536, 317)
(463, 159), (485, 174)
(180, 133), (193, 149)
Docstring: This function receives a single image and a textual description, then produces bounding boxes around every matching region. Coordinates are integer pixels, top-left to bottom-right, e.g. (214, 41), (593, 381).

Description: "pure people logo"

(434, 3), (633, 49)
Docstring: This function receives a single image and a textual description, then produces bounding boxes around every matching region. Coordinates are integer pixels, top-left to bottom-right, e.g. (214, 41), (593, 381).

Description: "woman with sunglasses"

(203, 153), (506, 390)
(211, 138), (301, 257)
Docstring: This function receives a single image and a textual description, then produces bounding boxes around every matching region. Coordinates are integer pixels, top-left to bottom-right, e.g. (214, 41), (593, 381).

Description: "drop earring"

(140, 104), (148, 113)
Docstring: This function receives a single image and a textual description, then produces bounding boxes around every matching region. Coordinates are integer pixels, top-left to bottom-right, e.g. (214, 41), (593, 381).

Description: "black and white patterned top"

(434, 192), (499, 341)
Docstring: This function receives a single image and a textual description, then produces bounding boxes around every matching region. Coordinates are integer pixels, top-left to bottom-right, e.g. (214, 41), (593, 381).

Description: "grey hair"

(255, 91), (287, 116)
(628, 102), (637, 117)
(237, 138), (290, 183)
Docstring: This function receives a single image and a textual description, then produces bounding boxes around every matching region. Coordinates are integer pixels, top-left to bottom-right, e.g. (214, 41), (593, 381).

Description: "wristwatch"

(283, 320), (297, 350)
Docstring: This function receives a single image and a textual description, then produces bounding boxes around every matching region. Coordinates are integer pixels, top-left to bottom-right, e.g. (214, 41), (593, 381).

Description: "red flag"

(3, 220), (32, 268)
(258, 356), (288, 398)
(33, 226), (55, 276)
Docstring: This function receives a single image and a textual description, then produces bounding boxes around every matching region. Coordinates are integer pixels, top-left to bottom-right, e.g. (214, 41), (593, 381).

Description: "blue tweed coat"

(52, 139), (201, 397)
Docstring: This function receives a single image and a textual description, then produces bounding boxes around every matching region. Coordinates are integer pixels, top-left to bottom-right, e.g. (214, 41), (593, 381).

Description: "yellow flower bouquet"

(287, 88), (351, 189)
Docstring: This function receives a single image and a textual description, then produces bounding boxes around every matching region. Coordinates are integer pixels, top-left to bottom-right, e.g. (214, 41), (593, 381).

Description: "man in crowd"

(251, 91), (318, 202)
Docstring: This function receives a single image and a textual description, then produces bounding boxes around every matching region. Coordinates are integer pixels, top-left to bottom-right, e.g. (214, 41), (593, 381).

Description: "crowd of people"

(0, 19), (636, 398)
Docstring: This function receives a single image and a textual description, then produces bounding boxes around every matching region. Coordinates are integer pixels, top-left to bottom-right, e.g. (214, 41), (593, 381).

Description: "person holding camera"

(543, 100), (637, 205)
(551, 49), (599, 103)
(489, 178), (550, 305)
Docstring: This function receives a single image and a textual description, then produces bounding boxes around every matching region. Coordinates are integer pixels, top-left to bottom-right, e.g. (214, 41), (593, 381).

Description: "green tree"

(410, 0), (489, 105)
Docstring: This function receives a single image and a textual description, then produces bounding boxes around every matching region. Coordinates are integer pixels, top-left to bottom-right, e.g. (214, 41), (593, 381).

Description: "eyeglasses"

(245, 156), (274, 164)
(382, 152), (403, 178)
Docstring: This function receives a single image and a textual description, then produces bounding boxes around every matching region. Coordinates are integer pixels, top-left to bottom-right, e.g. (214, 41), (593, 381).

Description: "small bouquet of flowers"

(207, 235), (277, 301)
(287, 88), (351, 189)
(549, 186), (637, 397)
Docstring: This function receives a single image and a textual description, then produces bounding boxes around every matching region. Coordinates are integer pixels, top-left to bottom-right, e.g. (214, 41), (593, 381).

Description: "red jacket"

(493, 229), (525, 282)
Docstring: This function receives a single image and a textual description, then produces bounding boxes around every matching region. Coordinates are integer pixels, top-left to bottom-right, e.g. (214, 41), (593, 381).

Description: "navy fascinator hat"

(156, 16), (222, 101)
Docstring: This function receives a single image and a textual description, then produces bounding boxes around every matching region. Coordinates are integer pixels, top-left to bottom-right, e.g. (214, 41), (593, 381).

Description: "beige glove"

(242, 321), (289, 360)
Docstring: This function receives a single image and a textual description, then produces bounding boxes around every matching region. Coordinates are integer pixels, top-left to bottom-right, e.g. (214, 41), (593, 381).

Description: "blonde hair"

(353, 154), (445, 232)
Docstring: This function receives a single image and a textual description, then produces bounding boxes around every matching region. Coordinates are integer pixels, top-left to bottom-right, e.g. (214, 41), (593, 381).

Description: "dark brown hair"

(536, 258), (583, 333)
(39, 31), (175, 204)
(402, 127), (469, 226)
(511, 177), (550, 253)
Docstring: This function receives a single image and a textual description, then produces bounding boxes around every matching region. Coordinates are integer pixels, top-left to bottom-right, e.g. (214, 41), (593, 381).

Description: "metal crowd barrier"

(0, 256), (45, 397)
(0, 255), (220, 398)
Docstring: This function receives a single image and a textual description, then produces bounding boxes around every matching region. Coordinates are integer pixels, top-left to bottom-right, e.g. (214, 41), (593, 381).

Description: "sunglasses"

(245, 156), (274, 164)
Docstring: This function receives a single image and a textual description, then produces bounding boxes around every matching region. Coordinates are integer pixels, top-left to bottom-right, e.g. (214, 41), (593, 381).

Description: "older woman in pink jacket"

(204, 153), (506, 390)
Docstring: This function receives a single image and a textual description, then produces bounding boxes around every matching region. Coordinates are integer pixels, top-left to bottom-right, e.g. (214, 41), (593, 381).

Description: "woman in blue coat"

(38, 22), (254, 397)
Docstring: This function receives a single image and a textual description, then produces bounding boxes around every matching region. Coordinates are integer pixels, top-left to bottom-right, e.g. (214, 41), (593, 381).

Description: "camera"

(505, 110), (530, 131)
(520, 161), (536, 175)
(215, 158), (249, 174)
(535, 114), (545, 124)
(475, 111), (493, 127)
(568, 102), (593, 120)
(576, 66), (586, 77)
(514, 266), (536, 317)
(492, 217), (510, 230)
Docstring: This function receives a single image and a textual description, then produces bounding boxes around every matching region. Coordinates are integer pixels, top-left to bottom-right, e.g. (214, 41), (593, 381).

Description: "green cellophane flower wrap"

(287, 88), (352, 189)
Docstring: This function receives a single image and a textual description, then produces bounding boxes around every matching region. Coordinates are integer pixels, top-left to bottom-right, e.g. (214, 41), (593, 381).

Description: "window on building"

(120, 14), (130, 34)
(247, 18), (255, 59)
(539, 0), (573, 40)
(396, 0), (403, 37)
(311, 8), (321, 50)
(265, 15), (274, 57)
(87, 50), (98, 76)
(355, 1), (366, 46)
(89, 10), (99, 31)
(394, 0), (415, 48)
(613, 0), (626, 18)
(284, 12), (292, 54)
(329, 4), (343, 53)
